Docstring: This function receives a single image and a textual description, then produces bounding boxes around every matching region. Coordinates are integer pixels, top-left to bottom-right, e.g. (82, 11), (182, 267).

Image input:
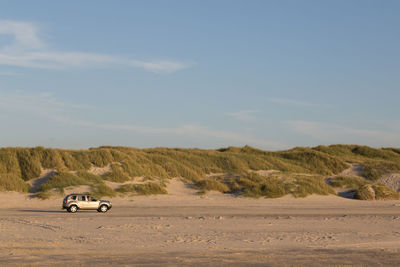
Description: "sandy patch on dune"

(165, 178), (198, 196)
(63, 185), (92, 195)
(104, 176), (157, 190)
(27, 169), (56, 193)
(88, 164), (111, 176)
(378, 173), (400, 192)
(254, 170), (280, 176)
(104, 177), (198, 196)
(339, 163), (365, 177)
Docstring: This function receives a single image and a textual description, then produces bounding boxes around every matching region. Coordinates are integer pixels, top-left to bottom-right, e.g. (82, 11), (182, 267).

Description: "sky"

(0, 0), (399, 150)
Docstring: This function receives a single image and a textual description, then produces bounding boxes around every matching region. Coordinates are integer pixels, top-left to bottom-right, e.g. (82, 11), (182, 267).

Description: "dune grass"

(116, 182), (167, 195)
(372, 184), (400, 200)
(194, 173), (334, 198)
(101, 164), (130, 183)
(0, 174), (30, 192)
(0, 145), (399, 200)
(289, 175), (335, 198)
(329, 176), (368, 189)
(37, 171), (107, 193)
(37, 172), (89, 192)
(195, 179), (230, 193)
(355, 184), (400, 200)
(34, 191), (53, 200)
(242, 177), (287, 198)
(91, 184), (117, 198)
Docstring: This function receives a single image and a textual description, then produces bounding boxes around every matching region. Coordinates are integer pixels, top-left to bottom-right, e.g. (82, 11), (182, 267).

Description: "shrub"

(290, 175), (335, 198)
(35, 191), (53, 200)
(101, 164), (130, 182)
(37, 172), (88, 192)
(373, 184), (400, 200)
(195, 179), (230, 193)
(355, 184), (376, 200)
(242, 178), (287, 198)
(329, 176), (368, 189)
(355, 184), (400, 200)
(116, 182), (167, 195)
(278, 149), (348, 175)
(88, 149), (114, 167)
(352, 146), (400, 161)
(0, 173), (30, 192)
(76, 171), (103, 184)
(40, 149), (66, 170)
(16, 150), (42, 180)
(91, 184), (116, 198)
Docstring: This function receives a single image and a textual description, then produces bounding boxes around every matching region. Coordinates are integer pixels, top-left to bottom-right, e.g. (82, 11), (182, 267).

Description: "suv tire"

(98, 205), (108, 213)
(68, 205), (78, 213)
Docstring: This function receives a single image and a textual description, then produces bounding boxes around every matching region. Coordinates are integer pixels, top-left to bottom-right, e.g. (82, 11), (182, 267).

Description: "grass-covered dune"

(0, 145), (399, 199)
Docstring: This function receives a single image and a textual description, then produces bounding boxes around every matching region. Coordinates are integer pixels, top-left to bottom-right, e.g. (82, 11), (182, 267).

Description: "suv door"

(78, 195), (89, 209)
(86, 196), (100, 209)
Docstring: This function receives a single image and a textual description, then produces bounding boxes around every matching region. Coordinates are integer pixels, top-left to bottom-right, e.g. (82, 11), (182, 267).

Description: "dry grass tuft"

(355, 184), (400, 200)
(116, 182), (167, 195)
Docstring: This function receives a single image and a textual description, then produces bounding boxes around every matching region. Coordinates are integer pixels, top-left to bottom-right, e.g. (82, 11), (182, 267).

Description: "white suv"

(62, 194), (112, 213)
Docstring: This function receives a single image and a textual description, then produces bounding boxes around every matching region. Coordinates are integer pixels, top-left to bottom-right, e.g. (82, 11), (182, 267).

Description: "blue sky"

(0, 1), (399, 150)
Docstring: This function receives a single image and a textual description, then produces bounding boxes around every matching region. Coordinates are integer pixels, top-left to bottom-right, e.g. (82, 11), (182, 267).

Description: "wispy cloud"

(0, 71), (18, 76)
(286, 120), (400, 146)
(269, 97), (332, 108)
(130, 60), (193, 74)
(0, 20), (44, 50)
(0, 91), (284, 149)
(0, 91), (97, 115)
(0, 20), (191, 73)
(226, 110), (259, 122)
(84, 122), (284, 149)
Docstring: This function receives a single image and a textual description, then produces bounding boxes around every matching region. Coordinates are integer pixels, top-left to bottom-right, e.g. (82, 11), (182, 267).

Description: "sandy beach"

(1, 180), (400, 266)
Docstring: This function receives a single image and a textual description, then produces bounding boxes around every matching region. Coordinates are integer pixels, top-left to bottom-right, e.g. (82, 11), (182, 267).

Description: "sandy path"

(1, 190), (400, 266)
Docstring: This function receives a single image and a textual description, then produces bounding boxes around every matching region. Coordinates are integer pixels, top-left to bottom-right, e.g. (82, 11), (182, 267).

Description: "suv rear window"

(79, 195), (86, 201)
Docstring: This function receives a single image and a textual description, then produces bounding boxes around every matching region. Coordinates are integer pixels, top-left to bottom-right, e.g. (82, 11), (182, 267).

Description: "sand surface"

(1, 180), (400, 266)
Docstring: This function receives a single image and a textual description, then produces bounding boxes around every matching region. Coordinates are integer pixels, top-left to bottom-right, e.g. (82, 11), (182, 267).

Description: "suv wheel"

(99, 205), (108, 213)
(68, 205), (78, 213)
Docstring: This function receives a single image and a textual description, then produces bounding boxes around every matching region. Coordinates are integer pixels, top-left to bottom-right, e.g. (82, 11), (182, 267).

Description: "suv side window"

(71, 195), (77, 200)
(79, 195), (86, 201)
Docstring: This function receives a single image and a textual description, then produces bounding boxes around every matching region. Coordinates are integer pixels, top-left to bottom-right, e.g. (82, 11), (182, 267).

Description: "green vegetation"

(355, 184), (400, 200)
(373, 184), (400, 200)
(0, 174), (30, 192)
(37, 172), (90, 192)
(289, 175), (335, 198)
(195, 179), (230, 193)
(34, 191), (53, 200)
(101, 164), (131, 182)
(0, 145), (399, 200)
(242, 176), (287, 198)
(116, 182), (167, 195)
(355, 184), (375, 200)
(329, 176), (368, 189)
(91, 184), (117, 198)
(194, 173), (334, 198)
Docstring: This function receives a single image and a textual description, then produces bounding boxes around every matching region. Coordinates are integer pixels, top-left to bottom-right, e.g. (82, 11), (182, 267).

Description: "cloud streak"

(226, 110), (259, 122)
(0, 91), (284, 149)
(286, 120), (400, 147)
(269, 97), (332, 108)
(86, 122), (284, 149)
(0, 20), (191, 73)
